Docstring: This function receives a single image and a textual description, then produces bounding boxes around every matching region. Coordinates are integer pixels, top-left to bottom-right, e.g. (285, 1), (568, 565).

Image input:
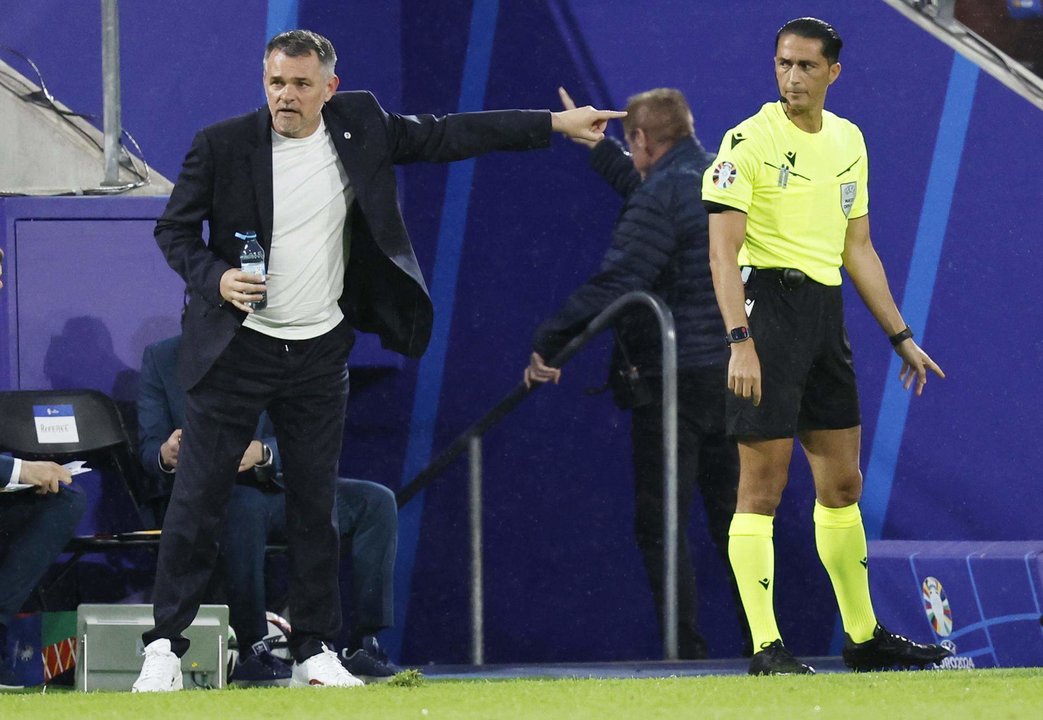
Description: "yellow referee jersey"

(701, 101), (869, 286)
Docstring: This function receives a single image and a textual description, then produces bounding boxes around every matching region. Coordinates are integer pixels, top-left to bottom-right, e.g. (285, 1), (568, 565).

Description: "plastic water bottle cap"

(235, 231), (257, 241)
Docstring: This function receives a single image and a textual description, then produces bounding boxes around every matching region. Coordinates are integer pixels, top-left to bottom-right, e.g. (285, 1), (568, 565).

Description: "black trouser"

(631, 367), (747, 658)
(144, 320), (353, 661)
(0, 486), (86, 628)
(218, 478), (397, 648)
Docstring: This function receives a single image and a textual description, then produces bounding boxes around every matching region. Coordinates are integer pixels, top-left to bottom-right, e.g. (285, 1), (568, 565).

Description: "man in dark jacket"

(134, 29), (623, 692)
(525, 88), (745, 659)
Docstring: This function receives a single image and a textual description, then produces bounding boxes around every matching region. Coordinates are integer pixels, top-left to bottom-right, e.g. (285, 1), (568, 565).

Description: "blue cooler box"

(868, 541), (1043, 668)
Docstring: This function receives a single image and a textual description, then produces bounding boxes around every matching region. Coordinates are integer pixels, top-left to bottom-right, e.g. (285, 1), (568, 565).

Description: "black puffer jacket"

(533, 136), (727, 389)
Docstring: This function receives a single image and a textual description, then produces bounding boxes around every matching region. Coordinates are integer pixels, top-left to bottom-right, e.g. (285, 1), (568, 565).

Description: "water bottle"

(236, 231), (267, 311)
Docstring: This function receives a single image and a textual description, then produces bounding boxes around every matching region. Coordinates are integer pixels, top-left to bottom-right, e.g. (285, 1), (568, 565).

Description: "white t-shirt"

(244, 116), (355, 340)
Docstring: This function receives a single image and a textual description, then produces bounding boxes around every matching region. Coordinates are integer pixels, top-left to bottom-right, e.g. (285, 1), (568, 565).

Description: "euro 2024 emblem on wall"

(922, 576), (953, 637)
(840, 182), (857, 217)
(713, 161), (737, 190)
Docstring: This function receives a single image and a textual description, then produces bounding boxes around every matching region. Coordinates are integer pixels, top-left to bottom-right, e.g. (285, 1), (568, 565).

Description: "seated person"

(138, 334), (399, 684)
(0, 248), (87, 687)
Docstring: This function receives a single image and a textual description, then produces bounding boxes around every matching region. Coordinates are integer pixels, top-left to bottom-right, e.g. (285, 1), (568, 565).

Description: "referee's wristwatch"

(726, 326), (751, 345)
(888, 326), (914, 347)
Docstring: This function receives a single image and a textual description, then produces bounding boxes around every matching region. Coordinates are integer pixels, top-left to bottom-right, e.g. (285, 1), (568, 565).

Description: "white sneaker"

(132, 639), (183, 692)
(291, 644), (364, 687)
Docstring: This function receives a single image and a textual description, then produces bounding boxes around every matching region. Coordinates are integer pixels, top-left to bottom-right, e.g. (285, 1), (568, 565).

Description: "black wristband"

(889, 327), (914, 346)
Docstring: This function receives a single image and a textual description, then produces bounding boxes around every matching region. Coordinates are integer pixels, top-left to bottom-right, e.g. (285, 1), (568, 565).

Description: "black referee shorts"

(726, 267), (861, 439)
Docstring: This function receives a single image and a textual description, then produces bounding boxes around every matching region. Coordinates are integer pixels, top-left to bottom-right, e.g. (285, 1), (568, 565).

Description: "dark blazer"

(156, 91), (551, 389)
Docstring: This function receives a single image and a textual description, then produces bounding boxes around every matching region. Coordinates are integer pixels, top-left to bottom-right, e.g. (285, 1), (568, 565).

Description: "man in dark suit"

(0, 247), (86, 688)
(134, 29), (623, 691)
(138, 334), (399, 686)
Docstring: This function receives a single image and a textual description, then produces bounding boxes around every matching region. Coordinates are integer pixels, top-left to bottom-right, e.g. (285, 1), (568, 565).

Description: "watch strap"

(889, 327), (914, 347)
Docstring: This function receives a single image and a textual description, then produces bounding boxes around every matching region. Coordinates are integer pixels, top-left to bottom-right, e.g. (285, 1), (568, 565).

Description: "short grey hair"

(623, 88), (694, 146)
(264, 29), (337, 77)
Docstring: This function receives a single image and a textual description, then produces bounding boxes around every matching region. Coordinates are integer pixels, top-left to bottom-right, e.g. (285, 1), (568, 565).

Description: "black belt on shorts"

(744, 266), (807, 290)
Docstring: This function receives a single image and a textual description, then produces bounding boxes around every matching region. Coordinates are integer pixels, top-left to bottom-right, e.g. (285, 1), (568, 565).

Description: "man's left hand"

(551, 104), (626, 145)
(894, 339), (945, 396)
(239, 440), (266, 472)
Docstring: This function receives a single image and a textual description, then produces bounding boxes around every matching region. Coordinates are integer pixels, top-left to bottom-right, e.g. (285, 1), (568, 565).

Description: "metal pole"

(650, 300), (679, 661)
(101, 0), (122, 185)
(468, 435), (484, 665)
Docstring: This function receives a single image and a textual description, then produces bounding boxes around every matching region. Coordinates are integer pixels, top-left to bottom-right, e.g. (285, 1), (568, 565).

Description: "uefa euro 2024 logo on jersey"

(712, 161), (737, 190)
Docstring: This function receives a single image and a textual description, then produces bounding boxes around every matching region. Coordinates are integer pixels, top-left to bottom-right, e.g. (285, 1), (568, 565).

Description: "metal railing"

(395, 290), (679, 661)
(101, 0), (122, 186)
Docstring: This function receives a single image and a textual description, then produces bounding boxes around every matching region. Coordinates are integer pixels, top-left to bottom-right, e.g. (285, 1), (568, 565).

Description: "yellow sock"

(728, 513), (780, 649)
(813, 501), (878, 643)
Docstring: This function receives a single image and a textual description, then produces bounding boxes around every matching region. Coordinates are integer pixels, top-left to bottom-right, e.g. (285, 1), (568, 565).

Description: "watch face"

(729, 327), (750, 342)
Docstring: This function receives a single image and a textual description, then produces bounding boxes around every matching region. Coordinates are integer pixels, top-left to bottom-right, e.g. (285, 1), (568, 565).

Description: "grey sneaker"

(132, 639), (183, 692)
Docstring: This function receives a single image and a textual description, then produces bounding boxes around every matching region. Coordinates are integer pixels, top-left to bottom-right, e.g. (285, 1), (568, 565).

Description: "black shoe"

(229, 640), (292, 686)
(340, 636), (402, 683)
(842, 624), (951, 672)
(748, 640), (815, 675)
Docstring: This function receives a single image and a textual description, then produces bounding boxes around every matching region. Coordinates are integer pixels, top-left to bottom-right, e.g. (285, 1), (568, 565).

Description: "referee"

(702, 17), (949, 675)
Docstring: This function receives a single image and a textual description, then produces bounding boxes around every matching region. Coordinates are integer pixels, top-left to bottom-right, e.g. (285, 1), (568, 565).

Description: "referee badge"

(712, 161), (737, 189)
(840, 182), (857, 217)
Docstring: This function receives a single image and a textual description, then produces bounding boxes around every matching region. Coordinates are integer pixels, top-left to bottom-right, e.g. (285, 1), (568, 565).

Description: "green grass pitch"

(1, 669), (1041, 719)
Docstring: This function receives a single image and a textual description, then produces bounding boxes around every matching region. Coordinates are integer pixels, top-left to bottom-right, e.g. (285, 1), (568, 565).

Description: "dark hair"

(622, 88), (694, 146)
(775, 17), (843, 64)
(264, 29), (337, 76)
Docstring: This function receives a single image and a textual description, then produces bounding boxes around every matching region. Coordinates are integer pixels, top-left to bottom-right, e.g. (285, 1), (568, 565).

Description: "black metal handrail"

(395, 290), (680, 660)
